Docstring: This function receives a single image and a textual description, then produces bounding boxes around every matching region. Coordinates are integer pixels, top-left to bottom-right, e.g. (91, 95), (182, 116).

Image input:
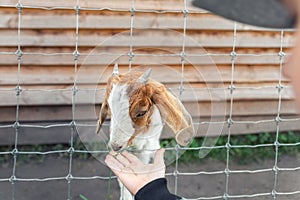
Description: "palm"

(105, 149), (166, 195)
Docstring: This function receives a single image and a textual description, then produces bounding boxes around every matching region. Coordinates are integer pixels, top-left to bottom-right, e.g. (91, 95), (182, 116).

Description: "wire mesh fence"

(0, 0), (300, 199)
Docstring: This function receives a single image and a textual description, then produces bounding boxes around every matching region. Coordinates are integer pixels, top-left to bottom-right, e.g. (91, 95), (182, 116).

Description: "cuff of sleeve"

(135, 178), (180, 200)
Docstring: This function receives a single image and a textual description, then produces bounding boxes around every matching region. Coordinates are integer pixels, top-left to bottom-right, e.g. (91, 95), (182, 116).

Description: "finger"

(121, 151), (141, 164)
(115, 153), (131, 167)
(153, 148), (165, 165)
(105, 154), (123, 172)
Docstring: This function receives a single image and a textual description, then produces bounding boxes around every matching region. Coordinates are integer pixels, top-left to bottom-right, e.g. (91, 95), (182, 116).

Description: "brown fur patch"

(97, 70), (193, 146)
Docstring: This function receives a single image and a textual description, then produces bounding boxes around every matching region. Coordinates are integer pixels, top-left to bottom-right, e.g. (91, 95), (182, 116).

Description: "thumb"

(153, 148), (165, 165)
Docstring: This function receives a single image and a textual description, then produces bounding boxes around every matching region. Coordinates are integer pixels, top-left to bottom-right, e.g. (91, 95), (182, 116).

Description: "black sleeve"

(134, 178), (182, 200)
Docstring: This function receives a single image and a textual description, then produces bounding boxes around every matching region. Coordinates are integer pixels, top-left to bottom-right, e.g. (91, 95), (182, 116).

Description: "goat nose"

(111, 143), (123, 152)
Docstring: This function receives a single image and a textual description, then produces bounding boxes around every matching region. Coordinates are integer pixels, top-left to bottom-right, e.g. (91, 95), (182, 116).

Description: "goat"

(96, 64), (194, 200)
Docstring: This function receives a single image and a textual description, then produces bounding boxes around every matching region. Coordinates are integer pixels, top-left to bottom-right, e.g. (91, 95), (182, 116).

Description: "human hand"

(105, 148), (166, 195)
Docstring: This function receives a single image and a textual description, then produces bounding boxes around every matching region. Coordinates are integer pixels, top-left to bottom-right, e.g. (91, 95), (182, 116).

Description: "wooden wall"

(0, 0), (299, 145)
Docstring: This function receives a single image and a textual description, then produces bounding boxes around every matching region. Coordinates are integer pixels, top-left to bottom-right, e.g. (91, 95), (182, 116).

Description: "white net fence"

(0, 0), (300, 199)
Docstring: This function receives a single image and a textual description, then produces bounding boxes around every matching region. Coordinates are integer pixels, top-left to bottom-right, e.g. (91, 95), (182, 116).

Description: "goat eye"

(135, 111), (147, 118)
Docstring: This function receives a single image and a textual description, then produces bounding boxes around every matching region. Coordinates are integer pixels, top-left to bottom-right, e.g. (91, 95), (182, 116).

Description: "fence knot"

(15, 3), (23, 13)
(227, 118), (233, 128)
(276, 84), (283, 93)
(15, 85), (22, 96)
(182, 9), (188, 17)
(228, 84), (235, 94)
(72, 86), (78, 96)
(68, 147), (75, 154)
(179, 85), (185, 97)
(274, 141), (280, 148)
(271, 189), (277, 198)
(225, 142), (231, 150)
(175, 144), (181, 152)
(180, 51), (186, 62)
(223, 193), (228, 200)
(272, 165), (279, 174)
(128, 51), (134, 61)
(70, 121), (77, 129)
(11, 148), (19, 156)
(73, 50), (80, 61)
(173, 169), (179, 177)
(15, 49), (23, 60)
(75, 5), (80, 15)
(66, 174), (73, 182)
(224, 168), (230, 175)
(278, 51), (285, 58)
(130, 7), (136, 17)
(13, 121), (20, 130)
(230, 51), (237, 61)
(9, 175), (17, 184)
(275, 116), (281, 124)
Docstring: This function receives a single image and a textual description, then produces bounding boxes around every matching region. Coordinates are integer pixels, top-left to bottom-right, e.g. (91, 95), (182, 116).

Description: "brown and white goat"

(96, 64), (194, 200)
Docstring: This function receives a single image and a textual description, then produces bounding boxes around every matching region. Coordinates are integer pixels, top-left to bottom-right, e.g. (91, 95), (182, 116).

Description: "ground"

(0, 154), (299, 200)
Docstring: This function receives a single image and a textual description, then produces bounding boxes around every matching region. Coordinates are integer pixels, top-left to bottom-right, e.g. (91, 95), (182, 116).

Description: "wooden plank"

(0, 99), (297, 123)
(0, 46), (287, 55)
(0, 13), (221, 30)
(0, 5), (296, 33)
(0, 85), (295, 106)
(0, 46), (291, 67)
(0, 0), (295, 37)
(185, 100), (299, 118)
(0, 0), (201, 12)
(0, 29), (294, 48)
(0, 81), (291, 89)
(0, 105), (98, 123)
(0, 65), (290, 85)
(0, 12), (290, 32)
(0, 53), (286, 66)
(0, 47), (291, 66)
(193, 116), (300, 138)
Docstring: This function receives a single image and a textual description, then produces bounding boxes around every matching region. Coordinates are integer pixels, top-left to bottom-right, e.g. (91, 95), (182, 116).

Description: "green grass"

(0, 131), (300, 166)
(163, 131), (300, 164)
(79, 194), (89, 200)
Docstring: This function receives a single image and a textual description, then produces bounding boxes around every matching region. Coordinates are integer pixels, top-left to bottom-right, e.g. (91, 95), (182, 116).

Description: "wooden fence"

(0, 0), (299, 145)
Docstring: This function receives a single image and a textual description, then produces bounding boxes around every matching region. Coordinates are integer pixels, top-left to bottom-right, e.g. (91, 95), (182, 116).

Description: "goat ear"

(96, 77), (114, 134)
(149, 82), (195, 146)
(96, 101), (109, 134)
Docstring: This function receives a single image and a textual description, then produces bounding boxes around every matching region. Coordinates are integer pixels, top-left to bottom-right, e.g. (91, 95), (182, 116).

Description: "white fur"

(108, 84), (135, 150)
(107, 83), (163, 200)
(131, 105), (163, 163)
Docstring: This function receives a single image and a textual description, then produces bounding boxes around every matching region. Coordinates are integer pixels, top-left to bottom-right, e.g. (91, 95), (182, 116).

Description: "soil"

(0, 154), (299, 200)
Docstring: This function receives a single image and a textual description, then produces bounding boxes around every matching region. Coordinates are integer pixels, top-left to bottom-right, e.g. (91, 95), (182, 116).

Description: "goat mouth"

(108, 142), (129, 153)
